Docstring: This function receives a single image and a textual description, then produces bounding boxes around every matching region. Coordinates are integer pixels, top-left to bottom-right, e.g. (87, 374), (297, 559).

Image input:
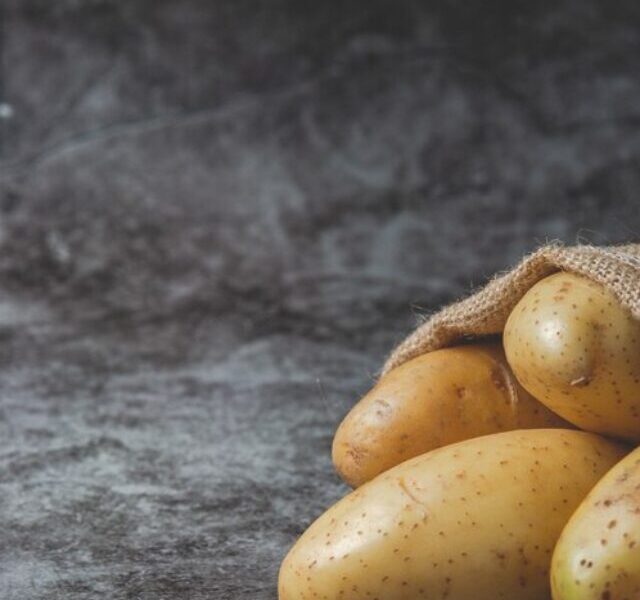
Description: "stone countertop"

(1, 1), (639, 598)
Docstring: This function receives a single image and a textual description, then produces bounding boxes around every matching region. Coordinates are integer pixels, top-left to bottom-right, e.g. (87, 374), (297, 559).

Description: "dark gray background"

(0, 1), (639, 599)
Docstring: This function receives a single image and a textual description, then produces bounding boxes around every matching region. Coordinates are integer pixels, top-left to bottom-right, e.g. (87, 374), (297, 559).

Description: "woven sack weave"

(382, 243), (640, 376)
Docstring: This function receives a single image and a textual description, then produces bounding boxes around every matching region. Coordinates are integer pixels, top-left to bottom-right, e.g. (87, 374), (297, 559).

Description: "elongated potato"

(551, 447), (640, 600)
(333, 343), (569, 487)
(280, 429), (626, 600)
(504, 272), (640, 440)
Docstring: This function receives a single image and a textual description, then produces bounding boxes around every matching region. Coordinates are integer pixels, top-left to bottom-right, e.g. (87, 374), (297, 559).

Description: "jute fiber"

(382, 243), (640, 375)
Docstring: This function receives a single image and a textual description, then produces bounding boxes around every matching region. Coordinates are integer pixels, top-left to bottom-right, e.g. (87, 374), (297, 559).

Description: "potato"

(280, 429), (626, 600)
(551, 447), (640, 600)
(332, 343), (569, 487)
(504, 271), (640, 441)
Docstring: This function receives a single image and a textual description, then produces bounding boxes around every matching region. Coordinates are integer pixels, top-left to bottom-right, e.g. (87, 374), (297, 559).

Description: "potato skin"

(280, 429), (626, 600)
(551, 447), (640, 600)
(504, 272), (640, 441)
(332, 343), (569, 487)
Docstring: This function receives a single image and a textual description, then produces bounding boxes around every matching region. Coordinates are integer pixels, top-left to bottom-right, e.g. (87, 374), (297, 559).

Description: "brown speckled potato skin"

(504, 272), (640, 441)
(333, 343), (569, 487)
(280, 429), (626, 600)
(551, 446), (640, 600)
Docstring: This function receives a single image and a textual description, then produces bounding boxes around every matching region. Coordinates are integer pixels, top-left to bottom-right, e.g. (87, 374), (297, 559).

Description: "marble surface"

(0, 1), (639, 598)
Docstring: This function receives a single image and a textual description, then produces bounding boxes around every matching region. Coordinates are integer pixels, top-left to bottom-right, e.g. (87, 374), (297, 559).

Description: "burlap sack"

(382, 243), (640, 376)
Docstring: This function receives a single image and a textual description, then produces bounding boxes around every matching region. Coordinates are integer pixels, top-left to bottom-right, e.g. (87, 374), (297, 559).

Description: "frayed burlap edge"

(382, 243), (640, 376)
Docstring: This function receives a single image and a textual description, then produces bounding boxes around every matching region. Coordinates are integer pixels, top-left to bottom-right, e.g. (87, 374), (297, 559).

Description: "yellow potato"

(551, 447), (640, 600)
(333, 343), (569, 487)
(280, 429), (626, 600)
(504, 271), (640, 441)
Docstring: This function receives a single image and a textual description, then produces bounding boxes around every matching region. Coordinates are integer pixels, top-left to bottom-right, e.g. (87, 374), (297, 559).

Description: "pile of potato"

(278, 272), (640, 600)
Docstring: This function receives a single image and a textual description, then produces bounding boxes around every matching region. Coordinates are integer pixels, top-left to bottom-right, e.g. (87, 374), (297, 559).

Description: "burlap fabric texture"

(382, 243), (640, 376)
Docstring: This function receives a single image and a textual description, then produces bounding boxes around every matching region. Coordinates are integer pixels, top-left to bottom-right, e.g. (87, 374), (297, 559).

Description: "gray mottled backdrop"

(0, 1), (639, 599)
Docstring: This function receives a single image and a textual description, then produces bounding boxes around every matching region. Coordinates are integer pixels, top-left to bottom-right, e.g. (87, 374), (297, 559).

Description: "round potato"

(504, 271), (640, 441)
(280, 429), (626, 600)
(332, 343), (569, 487)
(551, 447), (640, 600)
